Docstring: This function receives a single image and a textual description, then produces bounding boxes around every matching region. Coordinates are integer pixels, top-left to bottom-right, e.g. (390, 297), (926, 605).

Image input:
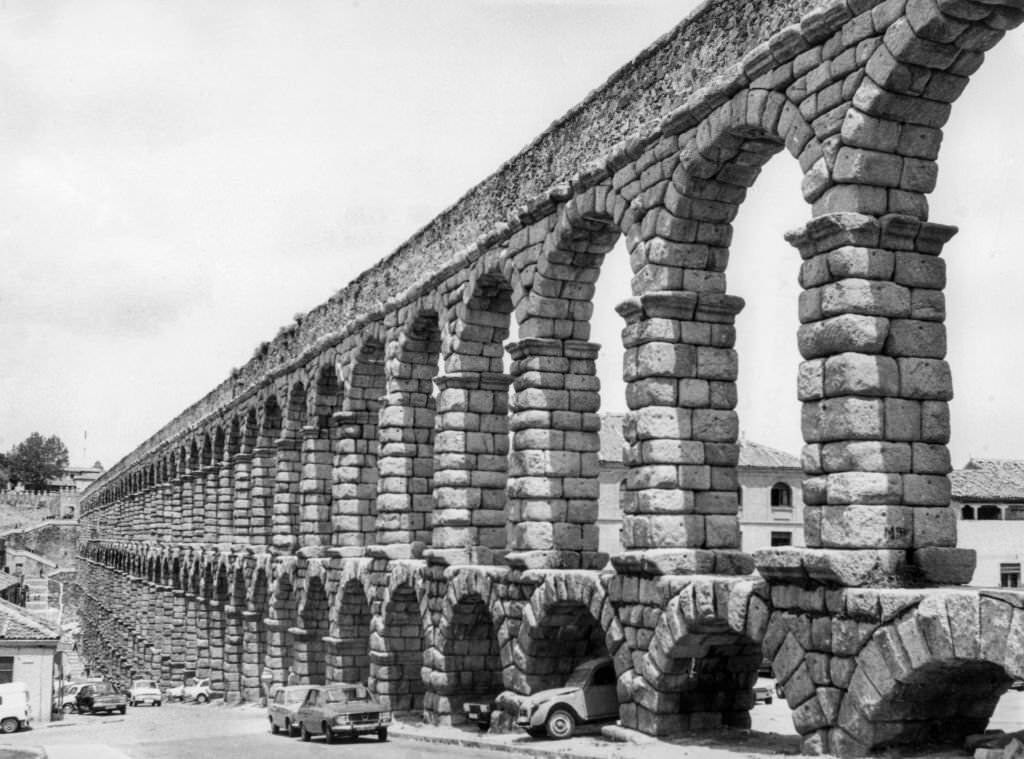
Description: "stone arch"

(432, 591), (503, 725)
(312, 360), (343, 427)
(629, 579), (765, 735)
(168, 555), (183, 591)
(515, 183), (621, 342)
(244, 561), (271, 700)
(431, 263), (515, 562)
(816, 590), (1023, 755)
(295, 563), (331, 684)
(822, 1), (1023, 222)
(342, 326), (387, 415)
(503, 184), (624, 570)
(376, 306), (443, 551)
(515, 572), (625, 695)
(213, 561), (230, 604)
(331, 577), (373, 685)
(270, 380), (308, 551)
(284, 378), (310, 437)
(249, 394), (282, 543)
(227, 406), (258, 540)
(613, 88), (818, 562)
(332, 331), (387, 551)
(372, 572), (427, 711)
(267, 560), (298, 689)
(294, 362), (341, 548)
(209, 425), (228, 542)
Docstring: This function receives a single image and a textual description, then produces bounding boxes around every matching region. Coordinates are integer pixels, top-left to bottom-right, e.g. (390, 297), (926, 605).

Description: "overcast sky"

(2, 0), (1022, 473)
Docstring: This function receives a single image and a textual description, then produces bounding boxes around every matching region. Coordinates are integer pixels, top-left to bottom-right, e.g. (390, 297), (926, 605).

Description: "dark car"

(76, 682), (128, 715)
(296, 683), (391, 743)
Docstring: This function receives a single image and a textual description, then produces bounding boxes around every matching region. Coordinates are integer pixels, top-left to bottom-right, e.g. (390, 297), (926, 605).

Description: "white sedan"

(128, 679), (162, 707)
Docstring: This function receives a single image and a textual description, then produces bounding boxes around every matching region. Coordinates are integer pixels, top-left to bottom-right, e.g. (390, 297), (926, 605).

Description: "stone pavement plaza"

(75, 0), (1024, 756)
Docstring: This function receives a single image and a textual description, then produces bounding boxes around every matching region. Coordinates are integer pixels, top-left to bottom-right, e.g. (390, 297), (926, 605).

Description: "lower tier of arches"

(78, 540), (1024, 756)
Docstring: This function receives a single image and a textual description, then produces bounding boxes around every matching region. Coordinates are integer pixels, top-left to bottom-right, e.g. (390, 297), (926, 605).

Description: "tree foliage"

(7, 433), (69, 490)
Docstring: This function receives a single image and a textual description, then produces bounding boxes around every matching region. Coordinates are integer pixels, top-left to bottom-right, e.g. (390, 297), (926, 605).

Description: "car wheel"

(545, 708), (575, 740)
(118, 706), (126, 715)
(324, 724), (335, 744)
(61, 703), (75, 714)
(196, 693), (208, 704)
(129, 700), (135, 707)
(765, 697), (773, 705)
(300, 723), (311, 742)
(270, 718), (279, 735)
(156, 701), (161, 707)
(0, 717), (18, 734)
(377, 726), (388, 742)
(285, 719), (295, 737)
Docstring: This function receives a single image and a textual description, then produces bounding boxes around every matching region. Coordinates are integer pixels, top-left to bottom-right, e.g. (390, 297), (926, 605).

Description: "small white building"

(597, 413), (804, 556)
(0, 598), (60, 724)
(951, 458), (1024, 589)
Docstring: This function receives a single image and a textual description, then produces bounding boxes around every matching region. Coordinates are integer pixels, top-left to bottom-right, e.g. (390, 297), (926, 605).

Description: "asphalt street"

(0, 685), (1020, 759)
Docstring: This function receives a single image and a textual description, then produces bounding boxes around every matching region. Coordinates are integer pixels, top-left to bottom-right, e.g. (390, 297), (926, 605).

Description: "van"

(0, 682), (32, 733)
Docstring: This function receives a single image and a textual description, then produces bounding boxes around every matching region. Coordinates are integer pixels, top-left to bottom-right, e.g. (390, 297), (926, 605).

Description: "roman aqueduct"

(78, 0), (1024, 754)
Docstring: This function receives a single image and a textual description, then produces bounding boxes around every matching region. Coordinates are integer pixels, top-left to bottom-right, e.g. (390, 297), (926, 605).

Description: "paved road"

(0, 703), (487, 759)
(1, 686), (1021, 759)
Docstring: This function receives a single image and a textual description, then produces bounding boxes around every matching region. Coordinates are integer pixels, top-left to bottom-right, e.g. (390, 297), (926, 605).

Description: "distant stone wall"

(3, 522), (80, 570)
(0, 490), (77, 519)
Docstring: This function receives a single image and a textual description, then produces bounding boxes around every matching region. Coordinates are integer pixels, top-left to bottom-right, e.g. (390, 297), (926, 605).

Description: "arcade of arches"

(78, 1), (1024, 755)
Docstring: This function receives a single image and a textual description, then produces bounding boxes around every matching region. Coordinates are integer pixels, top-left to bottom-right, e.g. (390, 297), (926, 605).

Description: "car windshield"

(565, 663), (597, 687)
(325, 685), (371, 704)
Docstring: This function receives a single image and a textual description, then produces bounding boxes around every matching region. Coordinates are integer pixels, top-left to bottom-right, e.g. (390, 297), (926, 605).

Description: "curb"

(389, 726), (609, 759)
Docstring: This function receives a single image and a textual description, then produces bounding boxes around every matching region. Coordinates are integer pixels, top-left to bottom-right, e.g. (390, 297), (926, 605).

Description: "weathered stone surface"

(915, 546), (976, 585)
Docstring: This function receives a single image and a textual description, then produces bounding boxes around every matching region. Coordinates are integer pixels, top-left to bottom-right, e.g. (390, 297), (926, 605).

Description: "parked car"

(58, 678), (104, 713)
(295, 683), (391, 743)
(1011, 679), (1024, 692)
(0, 682), (32, 733)
(58, 683), (84, 714)
(168, 677), (212, 703)
(515, 657), (618, 739)
(753, 683), (773, 705)
(184, 677), (212, 703)
(76, 682), (128, 715)
(462, 699), (494, 730)
(166, 679), (188, 701)
(268, 685), (312, 737)
(128, 679), (162, 707)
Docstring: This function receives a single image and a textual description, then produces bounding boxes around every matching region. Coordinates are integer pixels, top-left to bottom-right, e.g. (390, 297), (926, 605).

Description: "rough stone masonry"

(77, 0), (1024, 755)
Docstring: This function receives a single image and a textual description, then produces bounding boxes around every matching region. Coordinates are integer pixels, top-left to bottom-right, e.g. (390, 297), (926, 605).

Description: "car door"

(270, 689), (285, 727)
(78, 685), (93, 710)
(582, 662), (619, 720)
(298, 688), (319, 731)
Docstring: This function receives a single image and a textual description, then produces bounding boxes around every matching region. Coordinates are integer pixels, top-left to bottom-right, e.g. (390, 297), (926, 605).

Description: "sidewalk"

(389, 717), (806, 759)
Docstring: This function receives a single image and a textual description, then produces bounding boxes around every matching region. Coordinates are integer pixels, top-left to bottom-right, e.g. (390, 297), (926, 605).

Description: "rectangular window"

(770, 531), (792, 547)
(1001, 563), (1021, 588)
(0, 656), (13, 685)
